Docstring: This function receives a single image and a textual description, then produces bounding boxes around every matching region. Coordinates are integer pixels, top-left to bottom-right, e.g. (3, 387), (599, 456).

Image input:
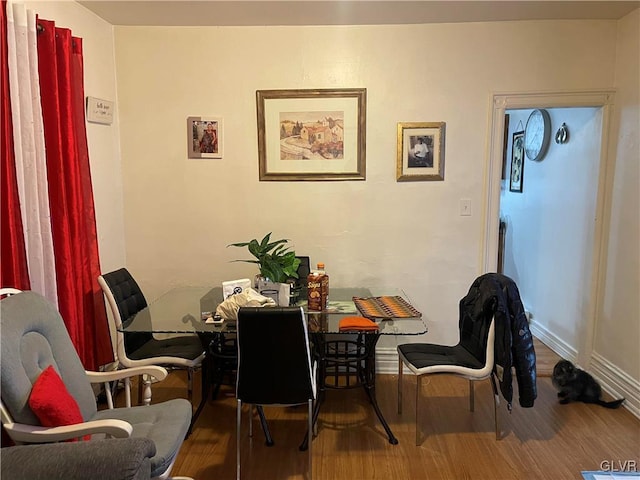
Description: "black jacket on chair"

(460, 273), (537, 409)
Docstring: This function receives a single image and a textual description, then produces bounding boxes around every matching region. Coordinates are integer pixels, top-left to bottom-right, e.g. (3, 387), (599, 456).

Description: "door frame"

(482, 90), (615, 367)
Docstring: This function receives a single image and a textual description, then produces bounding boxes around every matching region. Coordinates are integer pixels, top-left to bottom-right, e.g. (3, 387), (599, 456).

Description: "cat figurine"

(552, 359), (624, 409)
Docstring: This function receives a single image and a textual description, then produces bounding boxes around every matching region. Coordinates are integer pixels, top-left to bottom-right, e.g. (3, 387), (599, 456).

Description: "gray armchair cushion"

(93, 399), (192, 478)
(0, 438), (155, 480)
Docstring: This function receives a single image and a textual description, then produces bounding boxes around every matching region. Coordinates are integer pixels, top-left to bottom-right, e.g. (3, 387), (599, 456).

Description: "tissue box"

(256, 278), (291, 306)
(222, 278), (252, 299)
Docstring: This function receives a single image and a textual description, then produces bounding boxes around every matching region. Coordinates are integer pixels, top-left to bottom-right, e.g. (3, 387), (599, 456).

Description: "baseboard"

(590, 351), (640, 419)
(376, 347), (400, 375)
(529, 320), (577, 362)
(524, 321), (639, 419)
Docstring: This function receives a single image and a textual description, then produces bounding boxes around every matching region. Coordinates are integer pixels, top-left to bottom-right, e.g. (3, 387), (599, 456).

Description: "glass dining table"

(119, 285), (427, 445)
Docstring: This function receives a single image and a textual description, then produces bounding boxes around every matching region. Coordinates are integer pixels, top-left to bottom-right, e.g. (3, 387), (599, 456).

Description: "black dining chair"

(236, 306), (316, 480)
(397, 280), (499, 445)
(98, 268), (205, 406)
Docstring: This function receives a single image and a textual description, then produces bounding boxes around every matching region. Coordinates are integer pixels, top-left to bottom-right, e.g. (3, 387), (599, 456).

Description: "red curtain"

(36, 19), (111, 369)
(0, 1), (30, 291)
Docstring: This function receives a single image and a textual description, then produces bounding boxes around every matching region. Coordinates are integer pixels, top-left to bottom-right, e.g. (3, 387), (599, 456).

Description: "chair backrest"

(459, 308), (494, 365)
(98, 268), (152, 357)
(295, 256), (310, 285)
(236, 306), (315, 405)
(0, 291), (98, 426)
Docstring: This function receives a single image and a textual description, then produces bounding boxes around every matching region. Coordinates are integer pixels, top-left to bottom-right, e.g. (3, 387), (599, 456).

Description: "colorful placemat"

(352, 295), (422, 320)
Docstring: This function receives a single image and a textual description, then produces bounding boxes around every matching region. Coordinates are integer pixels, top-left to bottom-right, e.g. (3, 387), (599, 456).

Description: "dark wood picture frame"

(509, 130), (525, 193)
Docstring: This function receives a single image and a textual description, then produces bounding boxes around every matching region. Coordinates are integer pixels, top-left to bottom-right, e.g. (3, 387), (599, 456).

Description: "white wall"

(113, 20), (619, 349)
(14, 3), (638, 393)
(20, 0), (126, 273)
(501, 107), (601, 354)
(597, 9), (639, 380)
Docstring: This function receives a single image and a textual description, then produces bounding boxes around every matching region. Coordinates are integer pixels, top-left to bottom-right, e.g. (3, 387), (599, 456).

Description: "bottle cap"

(317, 263), (325, 269)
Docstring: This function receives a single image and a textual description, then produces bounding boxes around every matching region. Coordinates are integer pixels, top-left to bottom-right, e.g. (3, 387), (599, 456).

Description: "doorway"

(500, 106), (602, 362)
(483, 90), (615, 368)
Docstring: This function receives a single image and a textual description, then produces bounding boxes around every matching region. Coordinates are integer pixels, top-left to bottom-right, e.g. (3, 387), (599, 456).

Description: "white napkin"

(215, 287), (276, 320)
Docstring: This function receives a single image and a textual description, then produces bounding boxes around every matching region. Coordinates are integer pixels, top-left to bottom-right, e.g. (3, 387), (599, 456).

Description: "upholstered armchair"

(0, 291), (193, 480)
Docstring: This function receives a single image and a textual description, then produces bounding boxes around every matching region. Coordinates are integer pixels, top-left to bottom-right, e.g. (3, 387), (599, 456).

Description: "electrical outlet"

(460, 198), (471, 216)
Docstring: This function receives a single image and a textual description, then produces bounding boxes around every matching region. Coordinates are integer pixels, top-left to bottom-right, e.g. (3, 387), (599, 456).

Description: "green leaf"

(227, 233), (300, 283)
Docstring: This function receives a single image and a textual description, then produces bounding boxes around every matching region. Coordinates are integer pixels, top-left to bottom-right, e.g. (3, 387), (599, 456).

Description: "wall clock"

(524, 109), (551, 161)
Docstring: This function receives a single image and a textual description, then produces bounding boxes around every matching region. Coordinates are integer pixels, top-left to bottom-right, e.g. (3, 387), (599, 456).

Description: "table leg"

(256, 406), (274, 446)
(188, 350), (211, 435)
(299, 339), (326, 451)
(362, 334), (398, 444)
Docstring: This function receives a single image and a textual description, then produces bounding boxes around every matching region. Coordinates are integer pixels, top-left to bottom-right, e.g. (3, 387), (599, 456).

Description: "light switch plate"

(460, 198), (471, 216)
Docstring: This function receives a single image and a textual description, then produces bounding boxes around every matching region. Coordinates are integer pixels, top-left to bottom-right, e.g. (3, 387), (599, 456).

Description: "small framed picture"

(509, 130), (525, 192)
(397, 122), (446, 181)
(187, 116), (223, 159)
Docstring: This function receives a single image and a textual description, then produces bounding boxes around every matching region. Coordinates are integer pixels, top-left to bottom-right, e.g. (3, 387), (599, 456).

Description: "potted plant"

(227, 232), (301, 284)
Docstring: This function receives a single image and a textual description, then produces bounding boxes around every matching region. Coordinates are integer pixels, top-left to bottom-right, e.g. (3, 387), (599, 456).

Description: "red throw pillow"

(28, 365), (89, 441)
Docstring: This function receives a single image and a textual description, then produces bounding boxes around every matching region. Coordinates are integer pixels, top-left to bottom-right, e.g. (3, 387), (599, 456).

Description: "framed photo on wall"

(256, 88), (366, 181)
(397, 122), (446, 181)
(502, 114), (510, 180)
(187, 116), (223, 159)
(509, 130), (525, 192)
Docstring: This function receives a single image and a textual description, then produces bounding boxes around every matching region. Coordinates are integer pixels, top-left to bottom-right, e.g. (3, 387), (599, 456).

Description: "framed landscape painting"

(256, 88), (366, 181)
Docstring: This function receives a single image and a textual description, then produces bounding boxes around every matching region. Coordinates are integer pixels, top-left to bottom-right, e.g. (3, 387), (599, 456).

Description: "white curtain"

(6, 1), (57, 304)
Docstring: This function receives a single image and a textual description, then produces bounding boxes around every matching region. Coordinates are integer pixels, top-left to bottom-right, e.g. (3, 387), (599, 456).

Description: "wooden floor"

(132, 339), (639, 480)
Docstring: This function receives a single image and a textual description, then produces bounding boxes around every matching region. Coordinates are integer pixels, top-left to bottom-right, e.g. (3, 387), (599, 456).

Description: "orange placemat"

(352, 295), (422, 320)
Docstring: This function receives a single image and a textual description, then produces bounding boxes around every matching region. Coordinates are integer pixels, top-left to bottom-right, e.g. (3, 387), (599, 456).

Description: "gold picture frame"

(397, 122), (446, 182)
(256, 88), (366, 181)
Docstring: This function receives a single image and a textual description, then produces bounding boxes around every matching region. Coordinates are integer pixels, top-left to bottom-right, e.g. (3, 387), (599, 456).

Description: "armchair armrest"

(86, 366), (168, 409)
(1, 438), (155, 480)
(3, 418), (132, 443)
(85, 366), (168, 383)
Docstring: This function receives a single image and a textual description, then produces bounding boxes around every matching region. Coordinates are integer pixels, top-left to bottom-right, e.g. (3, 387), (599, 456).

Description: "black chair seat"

(129, 336), (204, 362)
(398, 343), (484, 370)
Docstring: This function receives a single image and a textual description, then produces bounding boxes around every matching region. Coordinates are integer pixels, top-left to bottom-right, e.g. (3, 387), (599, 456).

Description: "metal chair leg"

(308, 399), (313, 480)
(397, 356), (403, 414)
(469, 379), (475, 412)
(415, 374), (422, 446)
(187, 367), (194, 403)
(490, 374), (501, 440)
(236, 399), (241, 480)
